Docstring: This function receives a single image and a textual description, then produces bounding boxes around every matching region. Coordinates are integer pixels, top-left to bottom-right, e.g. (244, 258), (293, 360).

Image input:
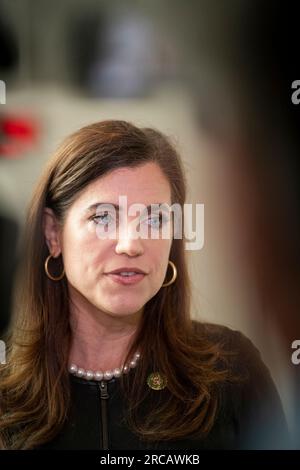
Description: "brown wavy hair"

(0, 120), (234, 449)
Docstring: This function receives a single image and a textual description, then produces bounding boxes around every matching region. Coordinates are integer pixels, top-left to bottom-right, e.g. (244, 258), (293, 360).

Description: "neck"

(68, 289), (142, 371)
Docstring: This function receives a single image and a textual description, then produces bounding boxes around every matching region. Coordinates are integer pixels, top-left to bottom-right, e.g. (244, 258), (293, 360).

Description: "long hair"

(0, 120), (233, 449)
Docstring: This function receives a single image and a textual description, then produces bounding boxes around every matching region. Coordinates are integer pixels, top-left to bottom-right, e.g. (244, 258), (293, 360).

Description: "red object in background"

(0, 115), (39, 159)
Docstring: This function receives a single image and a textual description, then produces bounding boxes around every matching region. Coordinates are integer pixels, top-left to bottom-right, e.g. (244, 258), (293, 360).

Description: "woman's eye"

(91, 212), (113, 225)
(145, 214), (168, 228)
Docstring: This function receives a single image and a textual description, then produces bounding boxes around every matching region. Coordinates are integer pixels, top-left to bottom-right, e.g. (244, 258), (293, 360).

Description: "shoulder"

(191, 319), (262, 367)
(191, 320), (289, 448)
(191, 320), (281, 406)
(192, 318), (253, 348)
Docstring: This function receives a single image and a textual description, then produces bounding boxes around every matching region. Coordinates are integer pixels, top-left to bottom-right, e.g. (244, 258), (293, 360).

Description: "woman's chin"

(101, 303), (144, 317)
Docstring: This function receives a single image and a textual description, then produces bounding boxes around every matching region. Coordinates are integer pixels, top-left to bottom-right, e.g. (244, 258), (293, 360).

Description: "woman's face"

(44, 162), (173, 317)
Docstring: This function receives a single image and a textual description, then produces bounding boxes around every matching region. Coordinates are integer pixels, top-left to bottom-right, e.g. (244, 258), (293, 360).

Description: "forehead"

(73, 162), (171, 210)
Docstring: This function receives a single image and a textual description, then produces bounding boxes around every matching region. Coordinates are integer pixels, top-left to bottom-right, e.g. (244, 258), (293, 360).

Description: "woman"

(0, 120), (289, 450)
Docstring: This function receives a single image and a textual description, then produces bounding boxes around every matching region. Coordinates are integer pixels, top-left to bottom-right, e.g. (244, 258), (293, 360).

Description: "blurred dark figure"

(0, 10), (19, 336)
(0, 13), (18, 73)
(237, 1), (300, 448)
(191, 0), (300, 448)
(0, 215), (19, 336)
(67, 6), (158, 97)
(67, 9), (105, 91)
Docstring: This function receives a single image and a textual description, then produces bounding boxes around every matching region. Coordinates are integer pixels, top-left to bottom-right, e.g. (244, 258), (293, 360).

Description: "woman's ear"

(43, 207), (62, 256)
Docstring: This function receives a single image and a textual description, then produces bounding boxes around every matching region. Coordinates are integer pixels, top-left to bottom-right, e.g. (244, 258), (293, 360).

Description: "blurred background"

(1, 0), (300, 446)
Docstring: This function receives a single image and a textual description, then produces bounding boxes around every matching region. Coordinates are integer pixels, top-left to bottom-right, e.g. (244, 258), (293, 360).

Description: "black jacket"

(40, 323), (290, 450)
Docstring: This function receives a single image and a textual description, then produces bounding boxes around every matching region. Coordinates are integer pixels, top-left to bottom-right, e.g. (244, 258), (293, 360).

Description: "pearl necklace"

(68, 351), (141, 381)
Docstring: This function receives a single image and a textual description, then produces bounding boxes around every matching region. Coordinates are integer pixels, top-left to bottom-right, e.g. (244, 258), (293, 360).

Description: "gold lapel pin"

(147, 372), (168, 390)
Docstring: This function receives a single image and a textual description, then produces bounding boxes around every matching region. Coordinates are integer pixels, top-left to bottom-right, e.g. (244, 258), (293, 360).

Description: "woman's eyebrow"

(85, 202), (119, 213)
(84, 202), (170, 214)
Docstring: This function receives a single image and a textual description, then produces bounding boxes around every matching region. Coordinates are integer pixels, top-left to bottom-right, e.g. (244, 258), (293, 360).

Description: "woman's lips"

(105, 273), (146, 285)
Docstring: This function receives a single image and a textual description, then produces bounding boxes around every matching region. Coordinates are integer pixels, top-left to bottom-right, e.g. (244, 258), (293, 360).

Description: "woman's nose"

(115, 223), (144, 256)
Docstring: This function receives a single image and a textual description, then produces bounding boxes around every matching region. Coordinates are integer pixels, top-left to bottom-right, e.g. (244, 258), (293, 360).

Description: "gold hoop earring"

(162, 260), (177, 287)
(44, 254), (65, 281)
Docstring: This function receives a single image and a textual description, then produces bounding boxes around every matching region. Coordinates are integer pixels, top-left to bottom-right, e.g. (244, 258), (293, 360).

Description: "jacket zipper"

(99, 380), (110, 449)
